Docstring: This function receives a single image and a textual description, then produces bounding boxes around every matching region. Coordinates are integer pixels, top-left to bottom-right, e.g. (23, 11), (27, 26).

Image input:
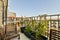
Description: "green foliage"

(25, 19), (47, 39)
(25, 24), (31, 33)
(38, 22), (46, 35)
(34, 20), (47, 39)
(25, 27), (31, 33)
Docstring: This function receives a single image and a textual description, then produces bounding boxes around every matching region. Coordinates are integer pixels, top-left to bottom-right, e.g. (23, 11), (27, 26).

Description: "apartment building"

(7, 12), (16, 32)
(7, 12), (21, 33)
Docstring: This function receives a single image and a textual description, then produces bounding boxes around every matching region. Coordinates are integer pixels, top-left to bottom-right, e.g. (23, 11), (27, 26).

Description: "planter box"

(23, 30), (31, 38)
(41, 35), (48, 40)
(30, 35), (36, 40)
(21, 27), (25, 33)
(38, 35), (48, 40)
(21, 27), (48, 40)
(24, 31), (36, 40)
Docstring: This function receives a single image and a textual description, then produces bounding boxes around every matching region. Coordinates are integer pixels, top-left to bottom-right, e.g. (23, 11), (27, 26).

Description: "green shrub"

(34, 20), (47, 39)
(25, 24), (31, 33)
(25, 19), (47, 40)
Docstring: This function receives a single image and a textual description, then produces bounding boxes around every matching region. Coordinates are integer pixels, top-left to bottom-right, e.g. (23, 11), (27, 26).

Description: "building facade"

(7, 12), (16, 32)
(0, 0), (8, 27)
(7, 12), (21, 33)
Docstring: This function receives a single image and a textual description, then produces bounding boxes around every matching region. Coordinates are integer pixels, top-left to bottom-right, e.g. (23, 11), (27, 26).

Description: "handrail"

(50, 28), (60, 32)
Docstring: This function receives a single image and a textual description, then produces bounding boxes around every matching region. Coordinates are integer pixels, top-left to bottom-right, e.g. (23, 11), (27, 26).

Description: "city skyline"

(8, 0), (60, 17)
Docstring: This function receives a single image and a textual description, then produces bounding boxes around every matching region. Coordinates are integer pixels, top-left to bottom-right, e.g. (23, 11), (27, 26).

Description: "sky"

(8, 0), (60, 17)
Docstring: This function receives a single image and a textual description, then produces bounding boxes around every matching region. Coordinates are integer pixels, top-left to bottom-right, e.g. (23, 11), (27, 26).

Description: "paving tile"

(10, 33), (30, 40)
(20, 33), (30, 40)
